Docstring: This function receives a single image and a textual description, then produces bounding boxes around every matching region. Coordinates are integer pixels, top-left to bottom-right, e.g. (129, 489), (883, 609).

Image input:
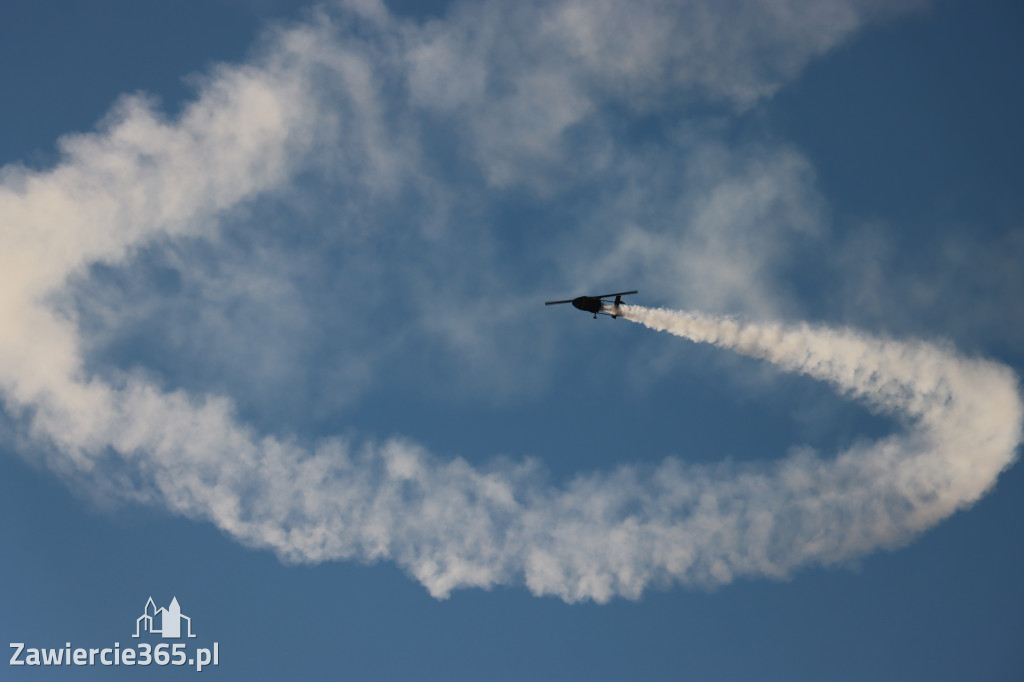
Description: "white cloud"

(399, 0), (932, 188)
(554, 135), (827, 319)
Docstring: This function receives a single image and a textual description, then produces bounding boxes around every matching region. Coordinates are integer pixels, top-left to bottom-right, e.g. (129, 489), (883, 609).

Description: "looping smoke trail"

(2, 4), (1020, 604)
(614, 304), (1022, 557)
(4, 298), (1022, 604)
(45, 304), (1018, 604)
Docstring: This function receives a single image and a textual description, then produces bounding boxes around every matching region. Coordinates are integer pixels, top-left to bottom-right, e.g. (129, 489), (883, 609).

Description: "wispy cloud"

(6, 0), (1015, 605)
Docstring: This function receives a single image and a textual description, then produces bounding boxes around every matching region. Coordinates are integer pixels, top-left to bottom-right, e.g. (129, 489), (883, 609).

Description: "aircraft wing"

(594, 290), (638, 300)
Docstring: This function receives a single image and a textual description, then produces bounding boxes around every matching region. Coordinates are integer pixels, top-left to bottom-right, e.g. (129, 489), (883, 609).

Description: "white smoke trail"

(3, 1), (1018, 605)
(616, 304), (1022, 556)
(9, 300), (1020, 603)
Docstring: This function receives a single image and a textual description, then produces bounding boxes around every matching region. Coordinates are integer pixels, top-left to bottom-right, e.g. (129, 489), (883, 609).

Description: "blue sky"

(1, 0), (1022, 680)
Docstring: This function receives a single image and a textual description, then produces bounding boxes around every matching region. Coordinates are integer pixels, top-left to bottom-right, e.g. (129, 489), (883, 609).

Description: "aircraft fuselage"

(570, 296), (604, 314)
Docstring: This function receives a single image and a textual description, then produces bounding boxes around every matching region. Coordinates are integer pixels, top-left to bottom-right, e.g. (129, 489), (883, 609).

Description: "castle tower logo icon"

(133, 597), (197, 639)
(9, 595), (218, 670)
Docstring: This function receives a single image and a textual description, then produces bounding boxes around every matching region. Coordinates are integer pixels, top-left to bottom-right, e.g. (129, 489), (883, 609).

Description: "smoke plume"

(2, 0), (1018, 604)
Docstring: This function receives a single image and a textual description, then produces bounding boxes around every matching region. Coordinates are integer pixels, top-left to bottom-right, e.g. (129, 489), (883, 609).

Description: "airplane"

(544, 290), (638, 319)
